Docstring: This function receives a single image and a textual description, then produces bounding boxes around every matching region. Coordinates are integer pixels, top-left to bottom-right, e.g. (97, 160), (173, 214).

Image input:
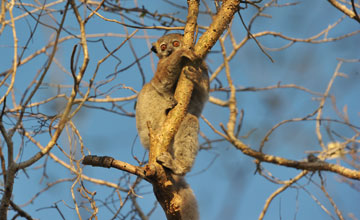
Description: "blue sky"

(1, 0), (360, 219)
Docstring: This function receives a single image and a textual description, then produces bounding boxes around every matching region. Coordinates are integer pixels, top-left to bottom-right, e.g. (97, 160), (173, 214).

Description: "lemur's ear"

(151, 45), (157, 54)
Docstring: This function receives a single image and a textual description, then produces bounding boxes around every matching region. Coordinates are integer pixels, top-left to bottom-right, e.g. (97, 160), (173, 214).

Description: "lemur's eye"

(173, 41), (180, 47)
(160, 44), (167, 51)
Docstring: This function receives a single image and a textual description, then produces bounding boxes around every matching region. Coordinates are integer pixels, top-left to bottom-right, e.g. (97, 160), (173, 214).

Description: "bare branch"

(82, 155), (147, 180)
(259, 171), (308, 220)
(328, 0), (360, 23)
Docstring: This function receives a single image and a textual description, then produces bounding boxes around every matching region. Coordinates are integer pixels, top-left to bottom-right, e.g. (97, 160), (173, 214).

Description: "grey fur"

(135, 33), (209, 220)
(136, 33), (209, 175)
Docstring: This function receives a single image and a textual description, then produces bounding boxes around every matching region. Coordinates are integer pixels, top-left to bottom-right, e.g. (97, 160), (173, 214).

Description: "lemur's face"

(151, 33), (183, 59)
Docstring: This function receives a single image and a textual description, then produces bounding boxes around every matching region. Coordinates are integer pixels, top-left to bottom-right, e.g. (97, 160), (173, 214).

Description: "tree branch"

(230, 136), (360, 180)
(328, 0), (360, 23)
(145, 1), (241, 219)
(82, 155), (147, 180)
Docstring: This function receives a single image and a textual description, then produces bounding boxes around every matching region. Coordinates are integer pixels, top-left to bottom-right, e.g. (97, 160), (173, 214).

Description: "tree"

(0, 0), (359, 219)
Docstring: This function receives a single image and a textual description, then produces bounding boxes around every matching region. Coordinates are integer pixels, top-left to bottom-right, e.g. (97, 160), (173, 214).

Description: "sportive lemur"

(135, 33), (209, 220)
(136, 33), (209, 175)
